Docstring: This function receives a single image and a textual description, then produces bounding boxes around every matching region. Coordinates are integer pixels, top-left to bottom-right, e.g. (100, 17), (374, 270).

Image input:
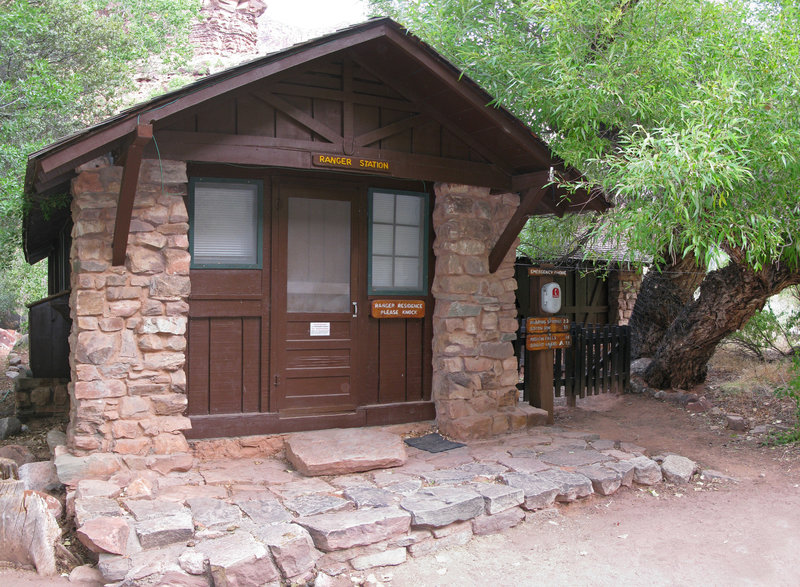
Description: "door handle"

(352, 301), (358, 318)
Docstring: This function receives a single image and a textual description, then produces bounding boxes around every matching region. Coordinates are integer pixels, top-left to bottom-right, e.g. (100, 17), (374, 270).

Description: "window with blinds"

(368, 189), (429, 295)
(189, 179), (262, 268)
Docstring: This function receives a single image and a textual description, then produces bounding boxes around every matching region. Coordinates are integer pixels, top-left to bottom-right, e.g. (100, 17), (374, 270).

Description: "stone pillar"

(431, 183), (546, 441)
(610, 269), (642, 326)
(67, 156), (191, 456)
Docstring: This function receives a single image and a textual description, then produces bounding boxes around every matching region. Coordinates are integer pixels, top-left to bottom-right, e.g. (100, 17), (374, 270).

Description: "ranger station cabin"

(23, 19), (606, 456)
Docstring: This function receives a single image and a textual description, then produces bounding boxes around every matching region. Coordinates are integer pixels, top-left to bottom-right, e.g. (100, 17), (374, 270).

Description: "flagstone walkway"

(66, 425), (716, 585)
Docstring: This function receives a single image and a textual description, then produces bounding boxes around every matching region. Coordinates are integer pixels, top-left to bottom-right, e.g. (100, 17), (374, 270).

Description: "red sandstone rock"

(285, 428), (407, 476)
(297, 507), (411, 551)
(146, 453), (194, 475)
(154, 433), (191, 454)
(472, 507), (525, 535)
(0, 445), (36, 466)
(77, 516), (130, 555)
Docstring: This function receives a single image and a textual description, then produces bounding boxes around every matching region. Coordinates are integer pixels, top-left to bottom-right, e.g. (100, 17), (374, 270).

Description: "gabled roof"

(24, 17), (607, 263)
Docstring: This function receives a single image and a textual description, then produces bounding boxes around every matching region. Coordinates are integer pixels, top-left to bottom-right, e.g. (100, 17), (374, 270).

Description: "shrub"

(771, 355), (800, 444)
(726, 292), (800, 360)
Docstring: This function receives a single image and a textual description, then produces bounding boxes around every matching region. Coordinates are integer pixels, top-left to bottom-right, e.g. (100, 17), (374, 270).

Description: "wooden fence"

(554, 323), (631, 405)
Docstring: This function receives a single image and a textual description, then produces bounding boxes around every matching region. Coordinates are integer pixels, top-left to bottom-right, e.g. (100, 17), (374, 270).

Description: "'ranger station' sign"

(313, 154), (391, 173)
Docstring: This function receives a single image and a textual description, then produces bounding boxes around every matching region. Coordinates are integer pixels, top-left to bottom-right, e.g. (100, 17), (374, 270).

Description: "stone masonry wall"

(67, 156), (191, 456)
(431, 183), (546, 441)
(610, 269), (642, 326)
(15, 377), (69, 419)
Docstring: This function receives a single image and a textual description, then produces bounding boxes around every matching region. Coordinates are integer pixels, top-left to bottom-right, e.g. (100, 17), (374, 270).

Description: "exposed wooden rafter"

(488, 172), (551, 273)
(356, 114), (428, 147)
(112, 123), (153, 266)
(255, 92), (342, 144)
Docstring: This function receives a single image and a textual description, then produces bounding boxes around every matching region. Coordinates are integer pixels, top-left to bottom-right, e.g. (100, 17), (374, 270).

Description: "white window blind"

(287, 197), (351, 313)
(192, 181), (259, 267)
(369, 190), (427, 294)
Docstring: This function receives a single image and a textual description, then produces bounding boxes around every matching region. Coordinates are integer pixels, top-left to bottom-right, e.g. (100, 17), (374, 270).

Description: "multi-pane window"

(368, 189), (429, 295)
(189, 179), (262, 268)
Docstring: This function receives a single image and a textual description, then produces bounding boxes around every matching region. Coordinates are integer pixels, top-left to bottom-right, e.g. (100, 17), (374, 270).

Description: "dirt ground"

(372, 393), (800, 586)
(3, 346), (800, 585)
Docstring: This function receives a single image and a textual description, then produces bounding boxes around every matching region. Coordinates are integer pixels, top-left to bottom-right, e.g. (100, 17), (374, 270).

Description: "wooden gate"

(553, 323), (631, 405)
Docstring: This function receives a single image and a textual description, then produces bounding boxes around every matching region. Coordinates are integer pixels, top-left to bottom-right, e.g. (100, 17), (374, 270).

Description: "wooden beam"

(536, 197), (565, 217)
(112, 124), (153, 266)
(342, 57), (355, 153)
(356, 114), (428, 147)
(154, 131), (511, 188)
(270, 82), (418, 112)
(255, 91), (343, 144)
(488, 183), (550, 273)
(512, 170), (551, 192)
(527, 273), (555, 423)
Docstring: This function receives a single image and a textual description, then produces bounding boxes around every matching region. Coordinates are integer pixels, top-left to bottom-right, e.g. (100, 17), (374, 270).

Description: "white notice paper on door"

(309, 322), (331, 337)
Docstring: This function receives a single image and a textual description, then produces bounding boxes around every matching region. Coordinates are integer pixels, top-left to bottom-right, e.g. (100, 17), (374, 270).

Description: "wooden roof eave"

(488, 173), (610, 273)
(27, 22), (395, 193)
(25, 18), (563, 198)
(375, 28), (557, 171)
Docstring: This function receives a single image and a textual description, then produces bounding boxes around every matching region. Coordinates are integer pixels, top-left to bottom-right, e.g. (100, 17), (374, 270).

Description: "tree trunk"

(629, 252), (706, 358)
(644, 261), (800, 389)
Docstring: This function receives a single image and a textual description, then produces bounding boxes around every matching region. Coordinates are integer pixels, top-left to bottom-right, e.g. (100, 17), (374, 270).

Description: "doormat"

(404, 433), (465, 453)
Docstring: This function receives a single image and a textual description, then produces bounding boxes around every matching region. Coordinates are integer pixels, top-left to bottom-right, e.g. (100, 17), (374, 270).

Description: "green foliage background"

(372, 0), (800, 272)
(0, 0), (200, 318)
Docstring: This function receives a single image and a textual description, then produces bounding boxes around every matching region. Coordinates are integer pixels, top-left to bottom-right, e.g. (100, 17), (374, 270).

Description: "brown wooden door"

(270, 178), (365, 415)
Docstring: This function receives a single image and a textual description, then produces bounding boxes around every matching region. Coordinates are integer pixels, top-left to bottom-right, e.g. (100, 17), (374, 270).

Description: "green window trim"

(188, 177), (264, 269)
(367, 188), (430, 296)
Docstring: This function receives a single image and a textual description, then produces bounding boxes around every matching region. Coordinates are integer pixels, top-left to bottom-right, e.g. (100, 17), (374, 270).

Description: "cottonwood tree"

(374, 0), (800, 389)
(0, 0), (199, 312)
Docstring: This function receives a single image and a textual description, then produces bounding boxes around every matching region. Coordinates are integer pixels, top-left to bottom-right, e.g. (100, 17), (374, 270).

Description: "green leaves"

(377, 0), (800, 273)
(0, 0), (200, 309)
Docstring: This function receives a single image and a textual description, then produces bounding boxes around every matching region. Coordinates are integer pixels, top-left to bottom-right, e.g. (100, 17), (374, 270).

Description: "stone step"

(285, 428), (407, 476)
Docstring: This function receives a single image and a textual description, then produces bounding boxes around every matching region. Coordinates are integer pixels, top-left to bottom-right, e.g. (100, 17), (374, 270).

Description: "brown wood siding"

(187, 315), (264, 415)
(187, 318), (210, 415)
(378, 319), (406, 403)
(209, 317), (244, 414)
(237, 94), (275, 136)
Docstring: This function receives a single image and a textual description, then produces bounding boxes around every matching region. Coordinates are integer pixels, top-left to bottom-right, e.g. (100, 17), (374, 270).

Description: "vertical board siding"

(405, 319), (424, 401)
(209, 318), (244, 414)
(276, 95), (312, 140)
(375, 317), (429, 403)
(161, 56), (490, 164)
(197, 98), (237, 134)
(378, 319), (407, 403)
(242, 317), (262, 412)
(187, 318), (211, 415)
(380, 109), (412, 152)
(188, 316), (263, 415)
(237, 95), (276, 137)
(314, 98), (343, 137)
